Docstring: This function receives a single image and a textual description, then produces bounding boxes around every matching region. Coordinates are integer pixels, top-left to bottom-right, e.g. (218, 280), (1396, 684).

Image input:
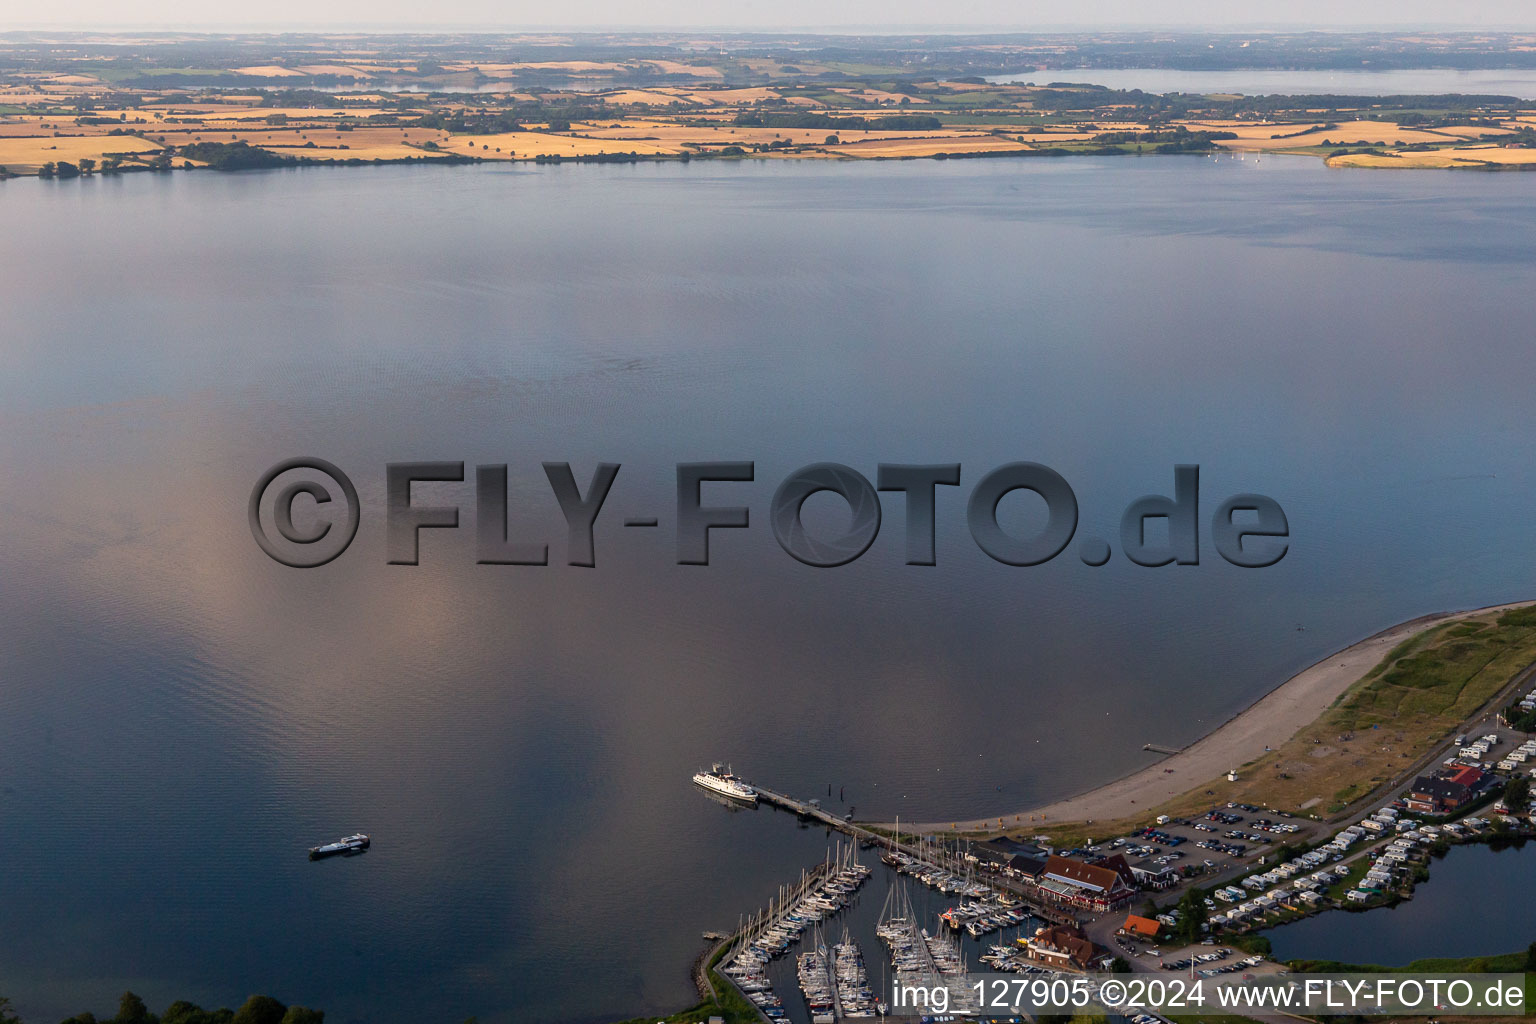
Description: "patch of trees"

(254, 89), (354, 109)
(1022, 85), (1535, 123)
(1093, 127), (1237, 149)
(532, 150), (643, 163)
(732, 111), (942, 130)
(1171, 886), (1208, 944)
(175, 141), (295, 170)
(416, 110), (521, 133)
(1271, 122), (1336, 139)
(1505, 774), (1531, 809)
(45, 990), (323, 1024)
(1149, 134), (1226, 153)
(123, 74), (361, 90)
(0, 992), (322, 1024)
(1503, 702), (1536, 732)
(1502, 127), (1536, 148)
(413, 103), (601, 135)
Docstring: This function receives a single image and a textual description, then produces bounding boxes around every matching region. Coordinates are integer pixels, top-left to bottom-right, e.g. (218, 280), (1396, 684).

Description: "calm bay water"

(987, 67), (1536, 98)
(1266, 842), (1536, 963)
(3, 156), (1536, 1022)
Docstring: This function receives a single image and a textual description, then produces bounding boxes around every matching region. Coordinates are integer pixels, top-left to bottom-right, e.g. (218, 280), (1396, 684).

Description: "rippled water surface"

(3, 157), (1536, 1022)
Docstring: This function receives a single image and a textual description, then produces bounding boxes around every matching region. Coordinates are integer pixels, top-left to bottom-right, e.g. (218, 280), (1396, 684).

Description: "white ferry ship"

(693, 763), (757, 803)
(308, 833), (370, 859)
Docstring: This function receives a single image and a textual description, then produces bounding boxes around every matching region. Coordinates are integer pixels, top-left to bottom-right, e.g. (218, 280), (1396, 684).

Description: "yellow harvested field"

(576, 122), (981, 149)
(1214, 119), (1458, 150)
(1435, 123), (1517, 139)
(475, 60), (623, 73)
(836, 136), (1030, 158)
(1462, 145), (1536, 163)
(675, 87), (784, 104)
(205, 127), (448, 157)
(234, 65), (307, 78)
(0, 135), (164, 170)
(265, 143), (442, 161)
(293, 64), (372, 76)
(598, 90), (687, 106)
(0, 91), (61, 104)
(439, 131), (679, 158)
(0, 122), (66, 137)
(1187, 121), (1327, 140)
(1329, 145), (1536, 168)
(832, 87), (928, 104)
(1194, 118), (1521, 147)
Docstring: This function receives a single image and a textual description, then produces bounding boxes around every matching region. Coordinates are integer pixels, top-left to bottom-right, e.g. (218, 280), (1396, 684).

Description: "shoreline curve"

(895, 598), (1534, 833)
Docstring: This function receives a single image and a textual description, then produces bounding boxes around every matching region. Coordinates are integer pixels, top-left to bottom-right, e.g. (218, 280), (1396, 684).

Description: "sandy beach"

(903, 600), (1534, 832)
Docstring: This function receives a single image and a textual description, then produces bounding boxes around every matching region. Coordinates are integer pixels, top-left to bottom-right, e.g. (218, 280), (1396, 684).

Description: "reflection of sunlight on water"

(1, 159), (1535, 1021)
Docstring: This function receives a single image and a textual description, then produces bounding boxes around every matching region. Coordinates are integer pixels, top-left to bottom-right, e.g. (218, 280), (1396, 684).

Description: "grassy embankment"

(1289, 950), (1536, 1022)
(1168, 953), (1534, 1024)
(1027, 605), (1536, 848)
(608, 941), (760, 1024)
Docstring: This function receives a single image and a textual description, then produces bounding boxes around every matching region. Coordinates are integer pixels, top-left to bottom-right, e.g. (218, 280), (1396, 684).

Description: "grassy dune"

(1031, 606), (1536, 846)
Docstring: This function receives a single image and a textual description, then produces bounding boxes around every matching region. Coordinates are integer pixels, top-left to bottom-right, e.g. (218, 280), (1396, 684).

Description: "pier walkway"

(749, 780), (1077, 927)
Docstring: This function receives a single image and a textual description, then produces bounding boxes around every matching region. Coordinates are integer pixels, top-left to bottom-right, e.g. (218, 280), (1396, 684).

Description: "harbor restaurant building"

(1035, 855), (1136, 912)
(1021, 924), (1106, 971)
(1404, 766), (1484, 816)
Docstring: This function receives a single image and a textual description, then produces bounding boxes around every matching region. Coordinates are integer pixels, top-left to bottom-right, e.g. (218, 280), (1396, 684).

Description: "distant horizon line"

(5, 22), (1536, 35)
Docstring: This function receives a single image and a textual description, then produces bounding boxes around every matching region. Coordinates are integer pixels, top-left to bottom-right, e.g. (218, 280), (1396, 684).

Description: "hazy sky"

(9, 0), (1536, 31)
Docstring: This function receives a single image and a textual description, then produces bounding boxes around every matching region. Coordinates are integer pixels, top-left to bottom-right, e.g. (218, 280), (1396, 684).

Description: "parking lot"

(1060, 802), (1325, 887)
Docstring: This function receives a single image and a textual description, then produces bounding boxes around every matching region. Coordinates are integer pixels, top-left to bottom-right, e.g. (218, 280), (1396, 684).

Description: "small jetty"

(307, 833), (369, 860)
(717, 843), (872, 1020)
(875, 884), (980, 1015)
(796, 936), (835, 1023)
(831, 929), (877, 1018)
(939, 895), (1032, 938)
(743, 776), (1077, 927)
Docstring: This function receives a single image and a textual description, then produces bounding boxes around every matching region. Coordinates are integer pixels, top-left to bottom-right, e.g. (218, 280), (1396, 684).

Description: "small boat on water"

(308, 833), (370, 859)
(692, 763), (757, 803)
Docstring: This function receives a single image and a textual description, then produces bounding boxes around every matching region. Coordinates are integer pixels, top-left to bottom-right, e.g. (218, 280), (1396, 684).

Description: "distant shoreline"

(6, 41), (1536, 176)
(893, 599), (1535, 834)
